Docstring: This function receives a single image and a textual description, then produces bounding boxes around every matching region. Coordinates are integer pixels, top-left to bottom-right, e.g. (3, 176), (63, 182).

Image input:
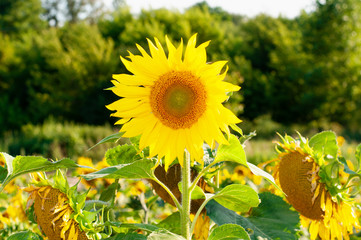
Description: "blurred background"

(1, 0), (361, 162)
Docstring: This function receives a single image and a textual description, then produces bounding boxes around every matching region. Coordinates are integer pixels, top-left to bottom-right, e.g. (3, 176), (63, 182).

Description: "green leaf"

(239, 131), (257, 145)
(230, 124), (243, 136)
(157, 212), (181, 235)
(103, 233), (147, 240)
(0, 153), (82, 191)
(82, 159), (156, 180)
(8, 231), (41, 240)
(147, 229), (186, 240)
(88, 132), (123, 150)
(100, 182), (119, 202)
(214, 134), (247, 166)
(338, 157), (357, 175)
(206, 192), (300, 240)
(247, 162), (283, 193)
(208, 224), (250, 240)
(178, 182), (205, 200)
(106, 222), (159, 232)
(0, 165), (7, 184)
(105, 144), (140, 166)
(0, 152), (13, 183)
(309, 131), (338, 159)
(213, 184), (259, 212)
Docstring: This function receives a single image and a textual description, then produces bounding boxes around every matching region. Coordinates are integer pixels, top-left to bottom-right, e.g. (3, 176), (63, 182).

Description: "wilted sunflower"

(107, 34), (240, 169)
(25, 171), (90, 240)
(273, 132), (360, 240)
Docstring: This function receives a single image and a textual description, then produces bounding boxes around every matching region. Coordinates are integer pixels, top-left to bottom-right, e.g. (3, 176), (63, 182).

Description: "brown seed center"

(278, 151), (324, 220)
(150, 71), (207, 129)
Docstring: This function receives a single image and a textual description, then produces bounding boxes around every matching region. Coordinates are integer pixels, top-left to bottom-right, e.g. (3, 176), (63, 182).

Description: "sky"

(120, 0), (316, 18)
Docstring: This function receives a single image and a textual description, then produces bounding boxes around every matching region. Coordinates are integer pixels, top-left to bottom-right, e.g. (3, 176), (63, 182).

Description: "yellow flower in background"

(107, 34), (240, 169)
(220, 165), (262, 186)
(6, 190), (28, 222)
(129, 181), (146, 196)
(191, 212), (210, 240)
(0, 213), (10, 229)
(76, 157), (113, 188)
(337, 136), (345, 147)
(273, 135), (360, 240)
(77, 157), (94, 173)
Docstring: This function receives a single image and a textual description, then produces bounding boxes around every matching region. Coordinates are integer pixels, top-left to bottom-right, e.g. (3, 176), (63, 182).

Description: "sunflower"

(25, 171), (90, 240)
(273, 133), (360, 240)
(107, 34), (240, 169)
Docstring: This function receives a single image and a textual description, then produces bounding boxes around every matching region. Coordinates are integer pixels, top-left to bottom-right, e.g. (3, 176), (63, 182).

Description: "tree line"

(1, 0), (361, 135)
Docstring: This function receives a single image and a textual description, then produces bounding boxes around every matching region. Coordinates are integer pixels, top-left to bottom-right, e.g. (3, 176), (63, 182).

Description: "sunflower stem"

(153, 177), (182, 210)
(181, 151), (191, 240)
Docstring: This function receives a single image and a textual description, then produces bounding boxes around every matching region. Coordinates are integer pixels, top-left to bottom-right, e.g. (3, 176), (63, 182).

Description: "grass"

(0, 119), (124, 161)
(1, 118), (360, 168)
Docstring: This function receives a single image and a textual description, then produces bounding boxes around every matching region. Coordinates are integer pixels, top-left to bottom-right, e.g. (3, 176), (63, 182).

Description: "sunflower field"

(2, 0), (361, 239)
(2, 31), (361, 240)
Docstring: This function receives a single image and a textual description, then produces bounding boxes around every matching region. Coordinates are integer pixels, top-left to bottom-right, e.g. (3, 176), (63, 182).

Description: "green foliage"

(208, 224), (250, 240)
(0, 0), (45, 34)
(212, 184), (260, 212)
(215, 134), (279, 190)
(0, 23), (117, 134)
(309, 131), (338, 159)
(206, 193), (300, 240)
(104, 233), (147, 240)
(82, 159), (156, 180)
(214, 135), (247, 166)
(7, 231), (42, 240)
(157, 212), (181, 235)
(0, 152), (81, 191)
(2, 0), (361, 134)
(147, 229), (186, 240)
(89, 132), (124, 151)
(3, 120), (118, 160)
(105, 144), (140, 166)
(105, 222), (159, 233)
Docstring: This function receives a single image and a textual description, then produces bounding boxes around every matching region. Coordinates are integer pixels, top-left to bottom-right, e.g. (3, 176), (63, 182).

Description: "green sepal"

(230, 123), (243, 136)
(239, 131), (257, 145)
(88, 132), (124, 150)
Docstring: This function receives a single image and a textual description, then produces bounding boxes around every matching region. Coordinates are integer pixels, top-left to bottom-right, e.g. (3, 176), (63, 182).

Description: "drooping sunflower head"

(25, 171), (90, 240)
(273, 132), (360, 240)
(107, 34), (240, 169)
